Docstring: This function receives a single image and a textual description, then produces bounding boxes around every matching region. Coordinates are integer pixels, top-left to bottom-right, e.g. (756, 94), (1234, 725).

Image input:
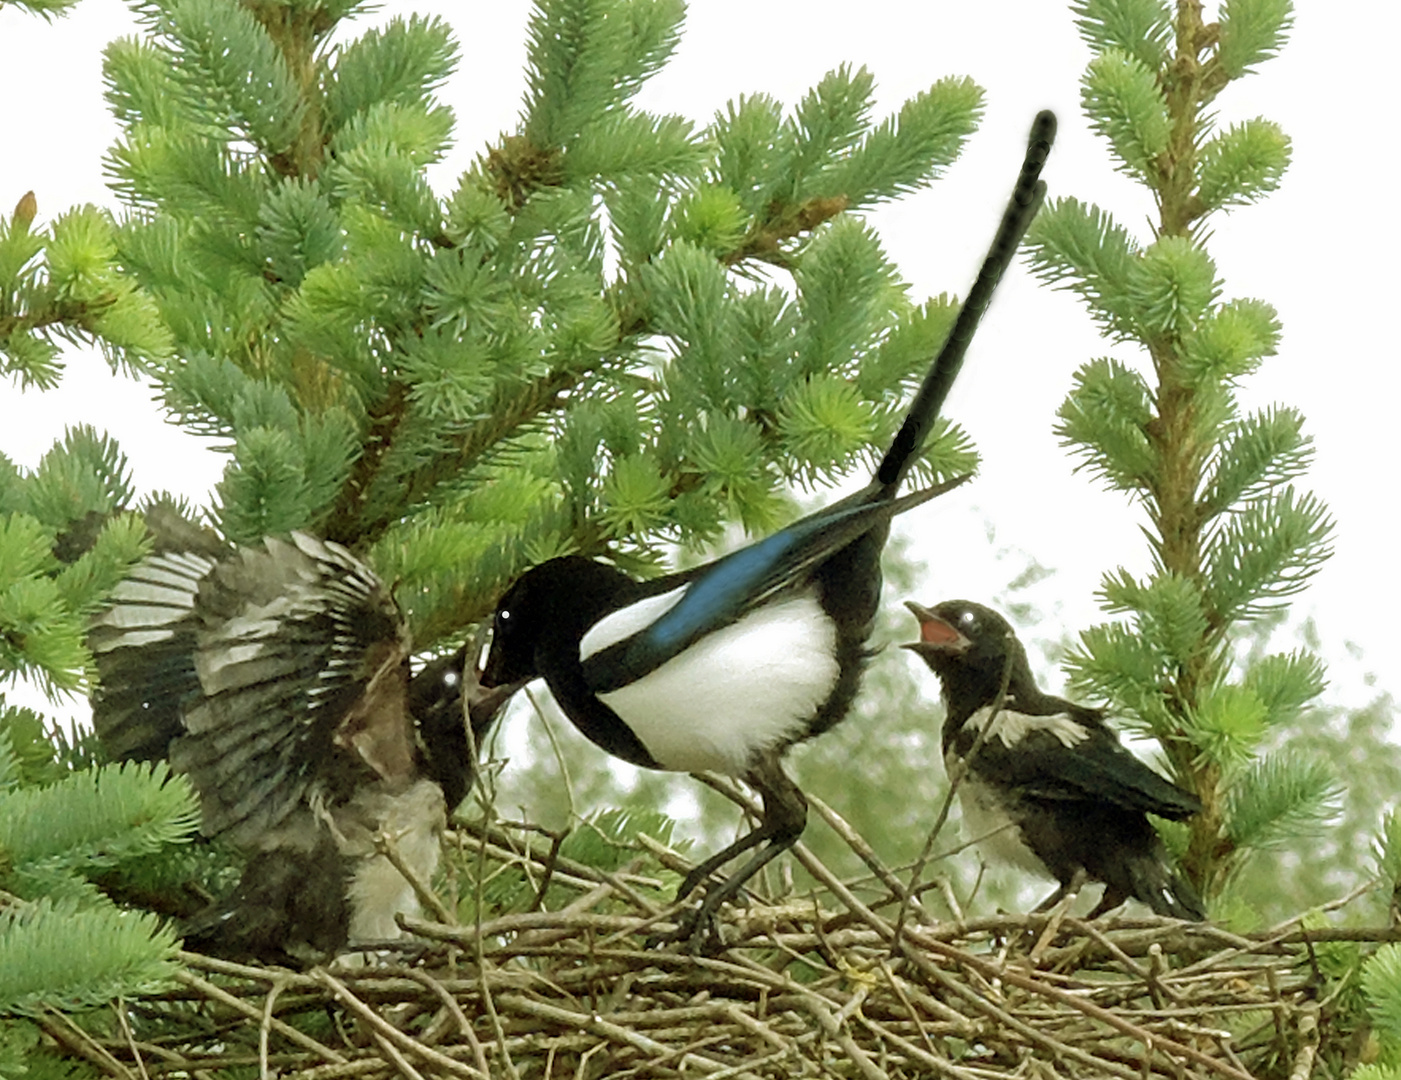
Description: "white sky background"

(0, 0), (1396, 728)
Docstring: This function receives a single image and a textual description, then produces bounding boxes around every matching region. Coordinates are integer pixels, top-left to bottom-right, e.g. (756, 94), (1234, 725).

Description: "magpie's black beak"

(900, 600), (971, 655)
(467, 676), (529, 727)
(469, 628), (531, 721)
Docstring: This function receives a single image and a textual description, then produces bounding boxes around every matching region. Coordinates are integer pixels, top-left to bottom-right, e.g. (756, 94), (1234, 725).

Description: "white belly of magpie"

(595, 592), (841, 775)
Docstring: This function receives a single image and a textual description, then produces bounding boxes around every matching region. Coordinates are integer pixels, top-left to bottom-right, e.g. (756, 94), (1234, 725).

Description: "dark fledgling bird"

(90, 529), (518, 962)
(902, 599), (1205, 920)
(481, 112), (1058, 947)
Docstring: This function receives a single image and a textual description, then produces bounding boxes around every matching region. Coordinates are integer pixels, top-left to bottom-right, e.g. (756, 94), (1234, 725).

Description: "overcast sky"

(1, 0), (1396, 724)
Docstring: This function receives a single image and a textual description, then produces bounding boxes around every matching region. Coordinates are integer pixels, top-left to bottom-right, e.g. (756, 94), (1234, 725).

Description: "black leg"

(665, 754), (808, 952)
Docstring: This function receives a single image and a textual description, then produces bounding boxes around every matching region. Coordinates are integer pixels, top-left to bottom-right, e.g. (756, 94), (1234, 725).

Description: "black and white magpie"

(90, 530), (518, 962)
(902, 599), (1205, 920)
(481, 112), (1058, 946)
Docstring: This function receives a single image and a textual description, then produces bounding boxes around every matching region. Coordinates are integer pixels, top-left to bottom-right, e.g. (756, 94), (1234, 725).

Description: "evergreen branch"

(1224, 750), (1341, 851)
(1199, 405), (1311, 519)
(1071, 0), (1174, 70)
(0, 0), (81, 16)
(1217, 0), (1294, 78)
(0, 760), (200, 876)
(1202, 485), (1333, 625)
(1023, 196), (1141, 339)
(343, 369), (582, 547)
(0, 898), (180, 1016)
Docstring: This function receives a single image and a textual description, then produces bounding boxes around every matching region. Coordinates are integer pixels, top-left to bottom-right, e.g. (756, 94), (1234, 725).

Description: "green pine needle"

(1023, 197), (1141, 340)
(0, 899), (181, 1017)
(1125, 236), (1219, 336)
(1225, 749), (1341, 850)
(1217, 0), (1295, 79)
(1204, 485), (1334, 623)
(1081, 48), (1171, 180)
(1055, 357), (1156, 492)
(1071, 0), (1173, 70)
(1197, 119), (1291, 211)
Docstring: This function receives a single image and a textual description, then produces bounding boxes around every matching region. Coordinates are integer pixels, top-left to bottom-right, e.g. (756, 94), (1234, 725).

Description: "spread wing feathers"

(93, 531), (415, 849)
(970, 726), (1202, 821)
(584, 475), (969, 693)
(169, 533), (414, 847)
(90, 550), (218, 762)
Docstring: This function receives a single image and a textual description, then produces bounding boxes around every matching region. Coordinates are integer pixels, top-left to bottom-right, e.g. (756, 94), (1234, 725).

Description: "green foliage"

(1217, 0), (1295, 78)
(55, 0), (985, 641)
(1081, 49), (1169, 182)
(1197, 119), (1291, 211)
(0, 899), (181, 1017)
(1025, 0), (1332, 907)
(0, 0), (82, 16)
(0, 429), (151, 695)
(1071, 0), (1173, 71)
(0, 718), (196, 1022)
(1, 201), (172, 388)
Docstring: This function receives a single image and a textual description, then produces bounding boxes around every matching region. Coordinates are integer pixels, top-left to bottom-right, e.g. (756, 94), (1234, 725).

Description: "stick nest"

(44, 816), (1380, 1080)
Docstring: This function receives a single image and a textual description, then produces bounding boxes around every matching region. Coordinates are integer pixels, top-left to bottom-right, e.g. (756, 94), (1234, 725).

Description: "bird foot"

(645, 897), (733, 955)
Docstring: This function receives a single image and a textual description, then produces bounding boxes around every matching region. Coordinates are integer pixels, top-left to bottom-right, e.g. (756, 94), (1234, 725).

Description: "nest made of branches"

(38, 791), (1394, 1080)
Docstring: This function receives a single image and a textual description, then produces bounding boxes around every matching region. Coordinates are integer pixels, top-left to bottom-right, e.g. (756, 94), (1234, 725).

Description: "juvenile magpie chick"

(903, 599), (1205, 920)
(482, 112), (1058, 947)
(90, 531), (518, 963)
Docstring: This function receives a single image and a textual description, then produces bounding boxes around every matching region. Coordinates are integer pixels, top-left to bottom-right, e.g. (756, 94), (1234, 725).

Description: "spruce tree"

(1022, 0), (1337, 916)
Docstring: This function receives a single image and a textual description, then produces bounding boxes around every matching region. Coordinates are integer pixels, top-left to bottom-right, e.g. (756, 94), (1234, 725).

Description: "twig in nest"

(1028, 868), (1085, 963)
(173, 970), (346, 1065)
(374, 827), (455, 927)
(258, 978), (289, 1080)
(312, 969), (487, 1080)
(40, 1009), (137, 1080)
(406, 969), (490, 1076)
(110, 1000), (150, 1080)
(895, 638), (1017, 949)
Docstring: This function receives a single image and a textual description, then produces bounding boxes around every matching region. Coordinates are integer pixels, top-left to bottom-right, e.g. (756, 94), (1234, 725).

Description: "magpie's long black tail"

(875, 110), (1057, 490)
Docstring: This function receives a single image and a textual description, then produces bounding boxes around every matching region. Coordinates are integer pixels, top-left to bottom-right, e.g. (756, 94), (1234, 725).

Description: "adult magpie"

(481, 112), (1058, 947)
(902, 599), (1205, 920)
(90, 528), (519, 962)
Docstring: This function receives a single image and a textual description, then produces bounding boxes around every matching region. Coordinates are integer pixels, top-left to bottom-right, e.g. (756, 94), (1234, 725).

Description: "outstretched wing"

(94, 532), (416, 849)
(174, 533), (414, 847)
(91, 549), (218, 762)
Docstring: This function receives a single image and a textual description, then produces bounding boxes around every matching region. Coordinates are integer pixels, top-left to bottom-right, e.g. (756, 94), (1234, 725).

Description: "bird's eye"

(442, 670), (459, 687)
(959, 611), (976, 627)
(499, 609), (511, 624)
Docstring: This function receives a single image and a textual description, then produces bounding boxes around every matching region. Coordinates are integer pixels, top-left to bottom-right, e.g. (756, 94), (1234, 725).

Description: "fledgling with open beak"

(903, 598), (1205, 920)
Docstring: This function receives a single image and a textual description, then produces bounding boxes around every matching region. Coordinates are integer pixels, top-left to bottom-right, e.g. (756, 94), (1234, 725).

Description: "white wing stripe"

(962, 706), (1089, 749)
(579, 585), (688, 662)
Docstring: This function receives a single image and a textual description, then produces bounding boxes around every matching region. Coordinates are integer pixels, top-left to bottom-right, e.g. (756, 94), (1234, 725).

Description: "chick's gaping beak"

(900, 600), (972, 654)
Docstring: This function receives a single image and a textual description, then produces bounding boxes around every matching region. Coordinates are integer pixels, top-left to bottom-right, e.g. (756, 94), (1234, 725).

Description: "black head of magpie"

(902, 599), (1205, 921)
(479, 113), (1058, 947)
(90, 530), (520, 962)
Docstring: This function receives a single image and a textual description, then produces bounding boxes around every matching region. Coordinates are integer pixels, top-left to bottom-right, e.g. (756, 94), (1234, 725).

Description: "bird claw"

(645, 903), (728, 955)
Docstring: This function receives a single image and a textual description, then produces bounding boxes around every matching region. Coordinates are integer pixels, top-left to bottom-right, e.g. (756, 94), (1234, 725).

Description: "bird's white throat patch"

(961, 705), (1089, 749)
(595, 592), (840, 775)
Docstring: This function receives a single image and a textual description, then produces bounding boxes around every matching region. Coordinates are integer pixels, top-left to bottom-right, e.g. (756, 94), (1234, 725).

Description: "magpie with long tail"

(481, 111), (1057, 949)
(90, 526), (521, 963)
(903, 599), (1205, 920)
